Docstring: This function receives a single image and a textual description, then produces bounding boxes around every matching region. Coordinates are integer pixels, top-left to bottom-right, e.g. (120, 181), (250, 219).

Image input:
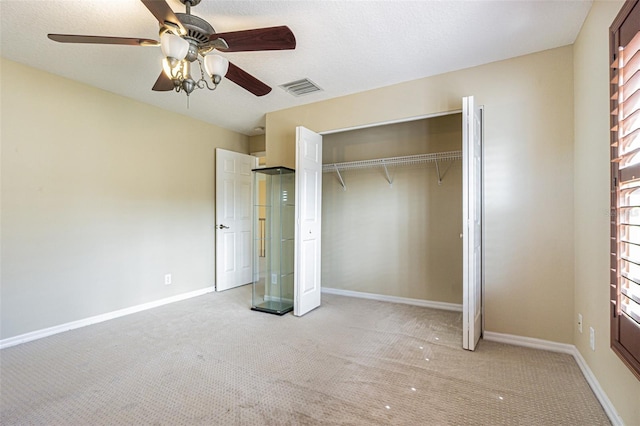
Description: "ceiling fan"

(47, 0), (296, 97)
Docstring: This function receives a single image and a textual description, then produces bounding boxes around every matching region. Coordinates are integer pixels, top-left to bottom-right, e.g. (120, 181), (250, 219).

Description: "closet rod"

(322, 150), (462, 172)
(322, 150), (462, 190)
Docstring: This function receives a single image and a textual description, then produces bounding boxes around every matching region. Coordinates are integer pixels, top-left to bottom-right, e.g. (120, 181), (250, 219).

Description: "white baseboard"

(321, 287), (463, 312)
(483, 331), (622, 426)
(0, 286), (215, 350)
(571, 347), (624, 426)
(483, 331), (575, 354)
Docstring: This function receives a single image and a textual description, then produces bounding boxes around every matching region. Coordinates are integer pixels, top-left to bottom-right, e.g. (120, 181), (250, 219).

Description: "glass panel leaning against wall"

(610, 0), (640, 380)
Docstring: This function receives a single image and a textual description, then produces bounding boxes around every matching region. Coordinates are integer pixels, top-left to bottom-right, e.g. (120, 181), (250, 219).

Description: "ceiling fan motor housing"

(174, 13), (216, 60)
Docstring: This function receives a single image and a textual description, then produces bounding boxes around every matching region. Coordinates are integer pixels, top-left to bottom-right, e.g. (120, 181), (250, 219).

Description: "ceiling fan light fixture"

(204, 54), (229, 83)
(160, 33), (189, 61)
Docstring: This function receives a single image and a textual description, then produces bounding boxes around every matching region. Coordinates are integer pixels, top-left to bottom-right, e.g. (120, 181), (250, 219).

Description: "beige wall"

(266, 45), (575, 344)
(573, 1), (640, 424)
(0, 58), (249, 339)
(249, 134), (266, 154)
(322, 115), (463, 303)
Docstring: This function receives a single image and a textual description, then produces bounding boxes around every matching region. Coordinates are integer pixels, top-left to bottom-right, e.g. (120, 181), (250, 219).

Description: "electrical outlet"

(578, 314), (583, 333)
(164, 274), (172, 285)
(271, 273), (277, 285)
(589, 327), (595, 351)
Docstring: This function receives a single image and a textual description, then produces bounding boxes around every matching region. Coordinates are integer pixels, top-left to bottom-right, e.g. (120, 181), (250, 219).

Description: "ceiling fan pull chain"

(197, 58), (207, 84)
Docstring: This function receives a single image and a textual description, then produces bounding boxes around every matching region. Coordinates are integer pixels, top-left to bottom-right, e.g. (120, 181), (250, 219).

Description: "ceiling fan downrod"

(180, 0), (200, 15)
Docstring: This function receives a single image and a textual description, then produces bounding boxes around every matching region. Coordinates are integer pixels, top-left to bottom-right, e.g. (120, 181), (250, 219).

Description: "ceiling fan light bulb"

(160, 33), (189, 61)
(162, 57), (181, 80)
(204, 54), (229, 80)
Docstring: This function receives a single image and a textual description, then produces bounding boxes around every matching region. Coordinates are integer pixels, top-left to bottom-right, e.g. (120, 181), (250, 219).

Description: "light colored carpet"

(1, 285), (609, 425)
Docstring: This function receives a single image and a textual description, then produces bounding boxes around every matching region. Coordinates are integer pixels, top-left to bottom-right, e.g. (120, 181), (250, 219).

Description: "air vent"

(280, 78), (322, 97)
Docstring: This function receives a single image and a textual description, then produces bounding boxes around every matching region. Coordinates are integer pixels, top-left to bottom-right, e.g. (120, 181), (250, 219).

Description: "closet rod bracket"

(381, 160), (393, 187)
(334, 164), (346, 191)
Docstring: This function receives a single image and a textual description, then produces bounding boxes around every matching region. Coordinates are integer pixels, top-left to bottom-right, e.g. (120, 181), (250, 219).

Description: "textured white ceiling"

(0, 0), (592, 136)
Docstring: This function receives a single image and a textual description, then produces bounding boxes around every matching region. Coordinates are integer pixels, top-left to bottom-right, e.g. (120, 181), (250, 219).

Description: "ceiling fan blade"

(212, 26), (296, 52)
(140, 0), (186, 35)
(225, 62), (272, 97)
(48, 34), (159, 46)
(152, 71), (175, 91)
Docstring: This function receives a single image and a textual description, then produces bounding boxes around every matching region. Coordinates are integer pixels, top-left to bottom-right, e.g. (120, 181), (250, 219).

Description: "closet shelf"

(322, 150), (462, 190)
(323, 151), (462, 172)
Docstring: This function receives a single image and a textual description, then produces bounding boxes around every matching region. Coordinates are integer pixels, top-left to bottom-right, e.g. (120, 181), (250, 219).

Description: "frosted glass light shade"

(204, 54), (229, 78)
(160, 33), (189, 60)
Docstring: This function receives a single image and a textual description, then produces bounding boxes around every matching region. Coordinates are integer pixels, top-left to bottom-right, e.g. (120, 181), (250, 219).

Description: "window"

(610, 0), (640, 380)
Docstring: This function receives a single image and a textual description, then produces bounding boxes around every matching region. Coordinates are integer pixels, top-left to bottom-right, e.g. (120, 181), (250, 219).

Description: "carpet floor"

(0, 285), (609, 425)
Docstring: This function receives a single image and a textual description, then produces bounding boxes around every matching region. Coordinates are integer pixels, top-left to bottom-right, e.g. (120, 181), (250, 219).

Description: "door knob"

(217, 224), (229, 230)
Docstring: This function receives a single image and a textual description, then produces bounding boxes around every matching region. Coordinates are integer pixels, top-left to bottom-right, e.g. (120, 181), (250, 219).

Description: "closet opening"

(319, 112), (465, 315)
(293, 97), (482, 349)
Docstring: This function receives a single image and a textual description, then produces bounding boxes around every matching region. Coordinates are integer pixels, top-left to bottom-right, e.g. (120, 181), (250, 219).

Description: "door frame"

(316, 108), (484, 349)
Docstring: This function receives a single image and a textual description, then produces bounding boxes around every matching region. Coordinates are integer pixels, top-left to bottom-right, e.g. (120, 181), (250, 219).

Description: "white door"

(294, 126), (323, 316)
(462, 96), (483, 351)
(215, 149), (255, 291)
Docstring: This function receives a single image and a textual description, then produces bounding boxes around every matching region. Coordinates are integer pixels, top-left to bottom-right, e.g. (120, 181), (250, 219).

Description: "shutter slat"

(621, 59), (640, 86)
(620, 161), (640, 183)
(621, 70), (640, 102)
(620, 87), (640, 120)
(622, 277), (640, 303)
(617, 144), (640, 162)
(620, 109), (640, 137)
(621, 294), (640, 324)
(621, 273), (640, 289)
(620, 128), (640, 152)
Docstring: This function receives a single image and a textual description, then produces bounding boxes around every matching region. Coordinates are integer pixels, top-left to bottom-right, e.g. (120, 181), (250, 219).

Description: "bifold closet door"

(294, 126), (323, 316)
(462, 96), (483, 351)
